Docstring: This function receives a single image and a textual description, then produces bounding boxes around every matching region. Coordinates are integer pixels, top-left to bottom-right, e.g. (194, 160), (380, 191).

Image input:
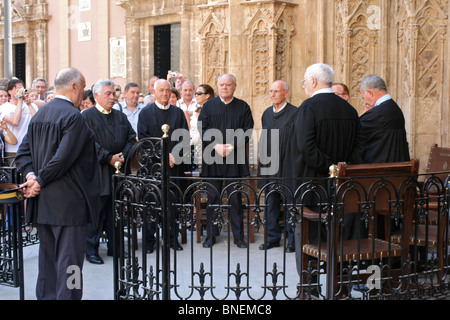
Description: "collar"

(54, 95), (73, 104)
(273, 102), (287, 113)
(312, 88), (334, 96)
(95, 104), (111, 114)
(119, 102), (144, 110)
(374, 93), (392, 107)
(220, 96), (234, 105)
(155, 100), (170, 110)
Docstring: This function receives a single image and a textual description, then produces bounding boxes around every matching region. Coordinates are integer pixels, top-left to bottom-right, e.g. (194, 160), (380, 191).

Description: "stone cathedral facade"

(1, 0), (450, 172)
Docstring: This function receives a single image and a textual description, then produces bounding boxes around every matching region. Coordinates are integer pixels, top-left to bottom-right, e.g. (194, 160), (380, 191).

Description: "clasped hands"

(214, 144), (234, 158)
(20, 174), (41, 198)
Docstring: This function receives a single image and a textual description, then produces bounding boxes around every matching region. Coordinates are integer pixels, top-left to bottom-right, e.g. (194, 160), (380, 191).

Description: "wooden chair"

(300, 159), (419, 298)
(421, 144), (450, 225)
(391, 144), (450, 280)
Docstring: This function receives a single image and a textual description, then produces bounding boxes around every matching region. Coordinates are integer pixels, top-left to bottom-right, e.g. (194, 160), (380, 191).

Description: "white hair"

(92, 79), (115, 95)
(305, 63), (334, 86)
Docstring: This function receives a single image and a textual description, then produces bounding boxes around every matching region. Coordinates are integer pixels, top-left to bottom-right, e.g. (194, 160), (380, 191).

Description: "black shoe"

(234, 239), (247, 248)
(86, 254), (104, 264)
(202, 237), (216, 248)
(285, 246), (295, 253)
(170, 241), (183, 251)
(259, 242), (280, 250)
(146, 243), (156, 254)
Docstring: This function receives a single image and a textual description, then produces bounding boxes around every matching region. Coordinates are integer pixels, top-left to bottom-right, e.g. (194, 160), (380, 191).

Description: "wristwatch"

(14, 94), (24, 99)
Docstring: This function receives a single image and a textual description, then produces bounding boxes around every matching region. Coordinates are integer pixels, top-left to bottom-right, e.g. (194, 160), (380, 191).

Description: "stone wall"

(118, 0), (450, 173)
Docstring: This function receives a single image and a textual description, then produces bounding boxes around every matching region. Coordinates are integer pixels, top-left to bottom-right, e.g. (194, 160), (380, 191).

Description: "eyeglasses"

(195, 92), (206, 96)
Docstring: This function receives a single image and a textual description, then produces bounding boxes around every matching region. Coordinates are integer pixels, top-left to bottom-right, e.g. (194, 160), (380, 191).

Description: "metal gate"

(112, 130), (450, 300)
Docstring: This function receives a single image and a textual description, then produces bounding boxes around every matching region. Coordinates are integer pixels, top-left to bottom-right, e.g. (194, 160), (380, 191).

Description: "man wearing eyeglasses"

(288, 63), (364, 242)
(332, 83), (350, 101)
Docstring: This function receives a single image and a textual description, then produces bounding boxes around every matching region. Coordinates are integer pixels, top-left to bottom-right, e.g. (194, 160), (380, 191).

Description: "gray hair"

(32, 77), (47, 87)
(54, 68), (83, 90)
(305, 63), (334, 86)
(154, 79), (171, 91)
(92, 79), (115, 95)
(273, 80), (290, 91)
(360, 74), (388, 93)
(218, 74), (237, 86)
(181, 80), (195, 90)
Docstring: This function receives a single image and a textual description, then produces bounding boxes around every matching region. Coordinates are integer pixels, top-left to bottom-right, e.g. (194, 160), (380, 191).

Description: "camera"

(171, 72), (177, 78)
(23, 89), (28, 94)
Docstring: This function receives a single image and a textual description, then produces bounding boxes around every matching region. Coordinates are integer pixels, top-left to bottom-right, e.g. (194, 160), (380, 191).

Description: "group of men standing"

(13, 62), (409, 300)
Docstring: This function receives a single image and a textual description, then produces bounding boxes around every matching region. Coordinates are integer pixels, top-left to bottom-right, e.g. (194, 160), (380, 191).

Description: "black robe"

(258, 103), (297, 184)
(198, 96), (254, 178)
(285, 92), (364, 198)
(137, 103), (189, 177)
(82, 107), (136, 196)
(359, 99), (410, 164)
(15, 98), (101, 227)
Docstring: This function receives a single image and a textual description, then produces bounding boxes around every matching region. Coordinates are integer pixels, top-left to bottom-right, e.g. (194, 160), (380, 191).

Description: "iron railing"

(112, 132), (450, 300)
(0, 167), (37, 300)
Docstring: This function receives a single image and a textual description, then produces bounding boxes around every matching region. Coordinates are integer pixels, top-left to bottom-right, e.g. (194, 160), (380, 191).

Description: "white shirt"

(113, 101), (144, 133)
(0, 101), (38, 153)
(155, 100), (170, 110)
(374, 93), (392, 107)
(177, 98), (197, 114)
(273, 102), (287, 113)
(312, 88), (335, 96)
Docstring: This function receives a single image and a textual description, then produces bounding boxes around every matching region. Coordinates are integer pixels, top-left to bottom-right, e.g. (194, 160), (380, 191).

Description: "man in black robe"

(16, 68), (101, 300)
(198, 74), (254, 248)
(289, 63), (364, 272)
(258, 80), (297, 252)
(359, 74), (410, 163)
(82, 79), (136, 264)
(138, 79), (189, 252)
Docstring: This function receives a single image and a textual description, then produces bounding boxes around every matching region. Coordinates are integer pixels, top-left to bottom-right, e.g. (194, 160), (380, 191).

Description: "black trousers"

(264, 190), (294, 247)
(86, 195), (113, 256)
(205, 179), (244, 241)
(36, 224), (87, 300)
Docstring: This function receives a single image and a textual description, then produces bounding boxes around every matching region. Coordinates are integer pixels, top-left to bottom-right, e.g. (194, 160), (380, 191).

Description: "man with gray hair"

(288, 63), (364, 245)
(198, 73), (254, 248)
(359, 74), (410, 163)
(32, 77), (48, 101)
(81, 79), (136, 264)
(15, 67), (101, 300)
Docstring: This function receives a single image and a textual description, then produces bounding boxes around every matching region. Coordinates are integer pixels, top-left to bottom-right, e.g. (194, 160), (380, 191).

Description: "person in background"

(332, 83), (350, 101)
(0, 79), (38, 164)
(113, 82), (144, 135)
(190, 84), (214, 169)
(80, 89), (95, 112)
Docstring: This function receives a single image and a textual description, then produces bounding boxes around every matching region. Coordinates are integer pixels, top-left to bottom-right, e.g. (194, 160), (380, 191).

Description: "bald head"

(54, 68), (86, 108)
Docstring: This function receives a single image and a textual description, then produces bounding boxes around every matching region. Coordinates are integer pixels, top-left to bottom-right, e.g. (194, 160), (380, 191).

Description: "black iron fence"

(112, 132), (450, 300)
(0, 167), (38, 300)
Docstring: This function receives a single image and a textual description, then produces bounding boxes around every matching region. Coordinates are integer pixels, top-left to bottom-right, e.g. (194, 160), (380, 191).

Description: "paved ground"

(0, 231), (303, 300)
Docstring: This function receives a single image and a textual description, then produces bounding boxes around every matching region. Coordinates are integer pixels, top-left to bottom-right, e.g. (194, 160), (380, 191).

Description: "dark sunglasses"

(195, 92), (206, 96)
